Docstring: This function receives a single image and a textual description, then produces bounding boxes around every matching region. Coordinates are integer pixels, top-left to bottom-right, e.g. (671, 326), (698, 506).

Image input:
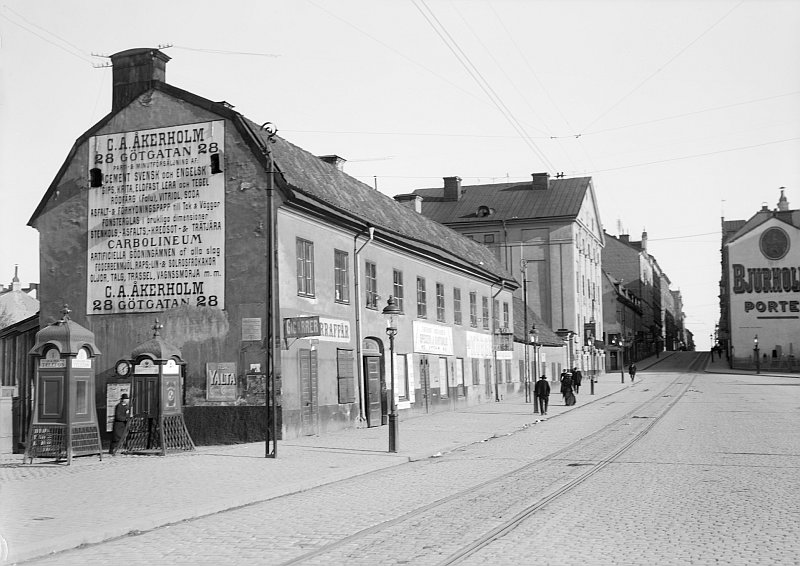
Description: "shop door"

(418, 356), (430, 413)
(484, 360), (493, 399)
(363, 355), (382, 427)
(299, 349), (318, 436)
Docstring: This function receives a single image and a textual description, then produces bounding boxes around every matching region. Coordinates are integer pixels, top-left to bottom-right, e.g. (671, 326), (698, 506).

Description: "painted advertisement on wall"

(728, 220), (800, 357)
(87, 120), (225, 314)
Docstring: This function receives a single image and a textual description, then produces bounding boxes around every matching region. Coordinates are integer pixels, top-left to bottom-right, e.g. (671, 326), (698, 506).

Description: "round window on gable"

(476, 205), (495, 218)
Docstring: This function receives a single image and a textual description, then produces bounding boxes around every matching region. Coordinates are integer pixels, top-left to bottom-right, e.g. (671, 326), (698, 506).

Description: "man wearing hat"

(109, 393), (130, 455)
(534, 374), (550, 415)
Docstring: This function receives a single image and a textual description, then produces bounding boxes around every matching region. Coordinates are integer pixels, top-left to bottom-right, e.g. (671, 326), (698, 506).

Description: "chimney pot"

(318, 155), (347, 171)
(531, 172), (550, 190)
(110, 48), (170, 111)
(443, 176), (462, 201)
(394, 193), (423, 213)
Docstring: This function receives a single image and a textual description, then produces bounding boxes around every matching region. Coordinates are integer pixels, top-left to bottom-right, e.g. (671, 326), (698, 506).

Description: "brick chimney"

(110, 48), (170, 111)
(531, 172), (550, 190)
(620, 234), (630, 244)
(778, 188), (789, 211)
(443, 176), (462, 201)
(394, 193), (423, 213)
(319, 155), (347, 171)
(641, 230), (648, 252)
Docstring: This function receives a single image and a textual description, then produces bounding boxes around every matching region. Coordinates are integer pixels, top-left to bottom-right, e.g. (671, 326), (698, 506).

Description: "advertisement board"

(87, 120), (225, 314)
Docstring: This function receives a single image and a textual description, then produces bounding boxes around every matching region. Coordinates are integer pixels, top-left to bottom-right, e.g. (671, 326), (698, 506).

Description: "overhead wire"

(0, 5), (96, 65)
(412, 0), (558, 173)
(582, 0), (746, 132)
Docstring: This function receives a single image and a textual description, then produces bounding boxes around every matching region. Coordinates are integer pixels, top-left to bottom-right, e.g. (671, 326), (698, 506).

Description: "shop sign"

(413, 321), (453, 355)
(466, 331), (492, 359)
(284, 316), (320, 338)
(317, 317), (351, 342)
(206, 362), (237, 401)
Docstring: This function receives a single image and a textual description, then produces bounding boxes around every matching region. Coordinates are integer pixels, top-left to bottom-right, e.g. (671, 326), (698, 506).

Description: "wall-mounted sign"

(413, 321), (453, 355)
(86, 120), (226, 314)
(466, 331), (492, 359)
(134, 359), (159, 375)
(206, 362), (237, 401)
(284, 316), (320, 339)
(317, 317), (351, 342)
(242, 318), (262, 342)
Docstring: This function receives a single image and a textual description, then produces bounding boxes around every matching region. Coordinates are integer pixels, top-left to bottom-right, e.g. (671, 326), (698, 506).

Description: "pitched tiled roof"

(412, 177), (591, 224)
(243, 118), (515, 283)
(512, 296), (563, 347)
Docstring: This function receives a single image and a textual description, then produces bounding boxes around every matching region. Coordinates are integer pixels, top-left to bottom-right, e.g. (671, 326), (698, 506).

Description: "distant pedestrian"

(572, 367), (583, 393)
(628, 363), (637, 382)
(534, 374), (550, 415)
(109, 393), (130, 455)
(561, 372), (576, 406)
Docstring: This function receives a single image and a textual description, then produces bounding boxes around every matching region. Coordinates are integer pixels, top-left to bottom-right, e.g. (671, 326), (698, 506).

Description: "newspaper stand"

(25, 307), (103, 464)
(118, 321), (195, 455)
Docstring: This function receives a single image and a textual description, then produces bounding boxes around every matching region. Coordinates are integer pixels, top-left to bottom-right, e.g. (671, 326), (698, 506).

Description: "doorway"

(362, 338), (384, 428)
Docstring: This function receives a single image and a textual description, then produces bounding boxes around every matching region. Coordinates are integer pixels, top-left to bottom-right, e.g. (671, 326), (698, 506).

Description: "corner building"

(28, 48), (517, 442)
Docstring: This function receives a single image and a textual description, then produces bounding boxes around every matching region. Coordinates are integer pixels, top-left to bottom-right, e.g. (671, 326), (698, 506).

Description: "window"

(456, 358), (465, 396)
(396, 354), (409, 401)
(453, 288), (462, 325)
(469, 292), (478, 327)
(436, 283), (445, 322)
(471, 358), (480, 385)
(482, 296), (490, 329)
(438, 357), (448, 397)
(505, 360), (512, 384)
(393, 269), (405, 312)
(497, 361), (504, 383)
(417, 277), (427, 318)
(336, 349), (355, 403)
(493, 299), (499, 329)
(484, 234), (495, 244)
(365, 261), (378, 309)
(334, 250), (349, 303)
(296, 238), (315, 296)
(503, 302), (510, 329)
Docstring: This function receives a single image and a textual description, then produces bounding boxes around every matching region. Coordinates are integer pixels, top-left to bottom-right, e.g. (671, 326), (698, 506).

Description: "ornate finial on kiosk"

(152, 319), (163, 337)
(60, 304), (72, 322)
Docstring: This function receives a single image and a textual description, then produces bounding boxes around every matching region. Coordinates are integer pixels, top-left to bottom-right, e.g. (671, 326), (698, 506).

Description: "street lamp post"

(612, 338), (625, 383)
(754, 334), (760, 375)
(530, 326), (539, 413)
(383, 296), (401, 453)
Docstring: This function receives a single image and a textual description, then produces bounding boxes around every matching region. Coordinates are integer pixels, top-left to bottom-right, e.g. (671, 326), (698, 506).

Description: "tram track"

(279, 369), (699, 566)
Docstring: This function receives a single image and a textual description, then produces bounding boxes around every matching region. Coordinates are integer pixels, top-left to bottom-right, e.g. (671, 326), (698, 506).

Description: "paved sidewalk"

(704, 350), (800, 378)
(0, 357), (668, 564)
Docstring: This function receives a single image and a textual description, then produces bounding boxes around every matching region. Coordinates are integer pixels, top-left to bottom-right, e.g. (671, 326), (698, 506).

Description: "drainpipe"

(491, 281), (505, 402)
(353, 225), (374, 422)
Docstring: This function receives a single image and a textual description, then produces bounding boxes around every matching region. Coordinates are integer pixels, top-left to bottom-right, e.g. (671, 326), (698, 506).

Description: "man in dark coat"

(628, 363), (637, 382)
(534, 374), (550, 415)
(572, 367), (583, 393)
(109, 393), (130, 455)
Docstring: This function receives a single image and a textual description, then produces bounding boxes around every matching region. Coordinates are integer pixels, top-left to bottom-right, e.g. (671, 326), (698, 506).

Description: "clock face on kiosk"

(115, 360), (131, 377)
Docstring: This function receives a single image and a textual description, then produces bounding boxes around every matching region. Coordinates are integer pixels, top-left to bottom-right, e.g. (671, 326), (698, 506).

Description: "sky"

(1, 0), (799, 350)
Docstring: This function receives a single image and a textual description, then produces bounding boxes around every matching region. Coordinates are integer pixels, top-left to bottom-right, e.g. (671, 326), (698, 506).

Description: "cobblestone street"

(4, 353), (799, 565)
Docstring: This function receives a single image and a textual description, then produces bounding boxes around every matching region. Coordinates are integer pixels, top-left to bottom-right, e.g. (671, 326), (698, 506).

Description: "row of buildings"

(0, 48), (690, 451)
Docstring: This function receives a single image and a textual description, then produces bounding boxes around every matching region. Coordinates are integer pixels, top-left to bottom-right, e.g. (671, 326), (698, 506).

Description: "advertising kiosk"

(25, 307), (103, 464)
(117, 321), (195, 455)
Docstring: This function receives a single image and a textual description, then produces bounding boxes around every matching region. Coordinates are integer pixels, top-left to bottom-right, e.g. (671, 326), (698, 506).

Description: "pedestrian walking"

(561, 372), (576, 406)
(572, 367), (583, 393)
(534, 374), (550, 415)
(628, 363), (637, 382)
(109, 393), (130, 455)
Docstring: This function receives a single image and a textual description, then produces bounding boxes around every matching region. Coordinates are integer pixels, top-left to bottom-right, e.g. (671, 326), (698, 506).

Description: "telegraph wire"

(412, 0), (558, 173)
(171, 45), (280, 58)
(582, 0), (746, 132)
(0, 6), (96, 65)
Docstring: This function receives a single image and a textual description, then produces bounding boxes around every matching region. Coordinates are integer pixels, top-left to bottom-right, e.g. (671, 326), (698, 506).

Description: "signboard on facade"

(413, 321), (454, 355)
(466, 331), (492, 359)
(284, 316), (320, 339)
(317, 317), (351, 342)
(206, 362), (237, 401)
(242, 318), (262, 342)
(87, 120), (226, 314)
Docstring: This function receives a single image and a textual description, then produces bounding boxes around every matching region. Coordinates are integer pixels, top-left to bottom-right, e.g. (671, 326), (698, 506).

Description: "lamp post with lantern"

(382, 296), (402, 453)
(754, 335), (760, 375)
(530, 325), (540, 413)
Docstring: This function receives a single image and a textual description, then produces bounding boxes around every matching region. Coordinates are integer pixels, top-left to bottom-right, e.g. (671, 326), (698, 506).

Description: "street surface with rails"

(3, 352), (799, 565)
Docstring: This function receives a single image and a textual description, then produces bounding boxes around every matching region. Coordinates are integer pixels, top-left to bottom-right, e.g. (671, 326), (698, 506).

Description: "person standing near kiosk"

(109, 394), (130, 455)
